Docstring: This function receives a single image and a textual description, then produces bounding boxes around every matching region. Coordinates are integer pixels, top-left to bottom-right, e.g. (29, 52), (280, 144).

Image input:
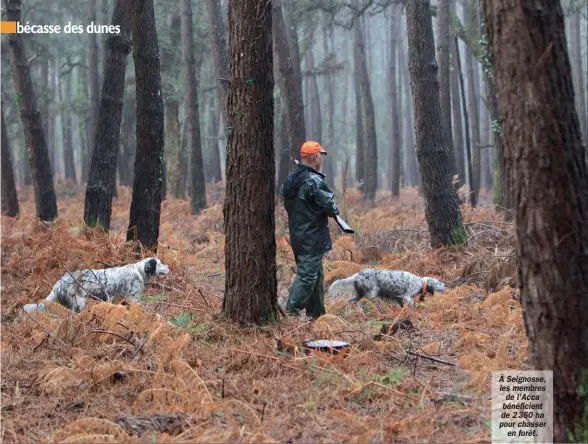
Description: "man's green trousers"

(286, 254), (326, 319)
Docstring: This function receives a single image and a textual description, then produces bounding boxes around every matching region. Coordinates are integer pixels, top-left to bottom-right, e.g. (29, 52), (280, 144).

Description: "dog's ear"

(144, 258), (157, 276)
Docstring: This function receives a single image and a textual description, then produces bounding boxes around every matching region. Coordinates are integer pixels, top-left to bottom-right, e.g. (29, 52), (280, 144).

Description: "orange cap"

(300, 141), (327, 157)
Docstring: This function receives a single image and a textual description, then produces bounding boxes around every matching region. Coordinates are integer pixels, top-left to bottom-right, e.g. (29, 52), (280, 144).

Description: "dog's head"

(424, 277), (446, 294)
(142, 257), (170, 277)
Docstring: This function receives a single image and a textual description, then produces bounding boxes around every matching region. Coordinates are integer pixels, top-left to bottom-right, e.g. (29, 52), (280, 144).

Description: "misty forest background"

(4, 0), (586, 220)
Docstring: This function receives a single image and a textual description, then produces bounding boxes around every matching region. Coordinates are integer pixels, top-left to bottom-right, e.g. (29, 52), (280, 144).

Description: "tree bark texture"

(223, 0), (278, 325)
(484, 1), (588, 441)
(570, 11), (586, 143)
(118, 85), (136, 187)
(436, 0), (456, 177)
(354, 18), (378, 201)
(165, 99), (182, 197)
(59, 66), (77, 184)
(84, 0), (133, 230)
(207, 94), (222, 183)
(322, 22), (335, 188)
(388, 5), (401, 195)
(466, 48), (480, 206)
(86, 0), (100, 183)
(205, 0), (229, 122)
(400, 34), (418, 187)
(126, 0), (165, 251)
(273, 0), (306, 174)
(180, 0), (207, 214)
(406, 0), (466, 248)
(5, 0), (57, 222)
(1, 100), (19, 218)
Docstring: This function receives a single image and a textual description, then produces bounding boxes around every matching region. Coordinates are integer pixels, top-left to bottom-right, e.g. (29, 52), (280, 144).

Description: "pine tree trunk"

(355, 19), (378, 201)
(450, 16), (466, 186)
(436, 0), (456, 176)
(205, 0), (229, 121)
(223, 0), (277, 325)
(84, 0), (133, 230)
(166, 99), (183, 197)
(570, 11), (586, 143)
(208, 94), (222, 183)
(484, 0), (588, 441)
(118, 85), (135, 187)
(1, 100), (19, 218)
(322, 22), (335, 188)
(406, 0), (466, 248)
(466, 49), (480, 206)
(126, 0), (165, 250)
(48, 59), (57, 176)
(180, 0), (207, 214)
(400, 31), (418, 187)
(86, 0), (100, 183)
(6, 0), (57, 222)
(388, 5), (401, 195)
(273, 0), (306, 176)
(353, 28), (365, 191)
(59, 58), (77, 184)
(39, 56), (52, 174)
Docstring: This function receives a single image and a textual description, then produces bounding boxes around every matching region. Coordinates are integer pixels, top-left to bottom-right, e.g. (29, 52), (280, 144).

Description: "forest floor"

(1, 181), (527, 443)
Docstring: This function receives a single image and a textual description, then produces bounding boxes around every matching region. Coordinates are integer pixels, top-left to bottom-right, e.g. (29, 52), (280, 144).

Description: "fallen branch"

(197, 289), (210, 307)
(90, 329), (137, 346)
(406, 351), (456, 367)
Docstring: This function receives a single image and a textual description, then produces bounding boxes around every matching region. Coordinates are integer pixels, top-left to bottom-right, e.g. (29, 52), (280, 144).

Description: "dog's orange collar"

(422, 278), (427, 296)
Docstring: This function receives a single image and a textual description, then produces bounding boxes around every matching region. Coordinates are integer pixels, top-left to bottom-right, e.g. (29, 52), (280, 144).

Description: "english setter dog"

(327, 268), (446, 312)
(23, 257), (170, 314)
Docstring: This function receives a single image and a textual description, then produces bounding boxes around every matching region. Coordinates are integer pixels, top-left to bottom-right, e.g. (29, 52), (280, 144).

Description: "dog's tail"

(23, 287), (58, 314)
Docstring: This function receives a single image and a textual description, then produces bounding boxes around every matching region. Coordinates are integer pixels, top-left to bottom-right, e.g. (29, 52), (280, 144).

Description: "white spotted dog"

(327, 269), (446, 313)
(23, 257), (170, 314)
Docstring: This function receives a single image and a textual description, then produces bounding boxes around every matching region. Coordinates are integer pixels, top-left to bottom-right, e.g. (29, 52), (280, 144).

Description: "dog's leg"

(364, 289), (387, 314)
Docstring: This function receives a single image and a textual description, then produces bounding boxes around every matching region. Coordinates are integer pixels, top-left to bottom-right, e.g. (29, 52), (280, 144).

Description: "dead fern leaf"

(52, 418), (130, 443)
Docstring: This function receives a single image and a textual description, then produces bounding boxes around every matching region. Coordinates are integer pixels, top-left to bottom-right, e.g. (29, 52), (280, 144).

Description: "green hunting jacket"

(280, 163), (339, 257)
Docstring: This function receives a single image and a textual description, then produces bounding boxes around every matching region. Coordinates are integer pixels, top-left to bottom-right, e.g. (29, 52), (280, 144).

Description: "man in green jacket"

(280, 141), (340, 320)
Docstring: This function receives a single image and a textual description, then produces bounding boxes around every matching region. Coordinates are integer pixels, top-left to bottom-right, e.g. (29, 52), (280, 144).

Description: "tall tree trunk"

(484, 0), (588, 441)
(48, 59), (57, 177)
(208, 94), (222, 183)
(84, 0), (132, 230)
(39, 56), (52, 174)
(1, 100), (19, 218)
(455, 37), (474, 204)
(165, 99), (182, 197)
(353, 31), (365, 191)
(388, 5), (401, 195)
(273, 0), (306, 179)
(180, 0), (207, 213)
(86, 0), (100, 183)
(6, 0), (58, 222)
(570, 10), (586, 143)
(118, 85), (135, 187)
(126, 0), (165, 250)
(355, 19), (378, 201)
(223, 0), (277, 325)
(322, 22), (335, 188)
(60, 67), (77, 183)
(277, 102), (290, 190)
(436, 0), (456, 177)
(400, 31), (418, 187)
(307, 49), (321, 142)
(205, 0), (229, 122)
(466, 49), (480, 206)
(406, 0), (466, 248)
(450, 14), (466, 185)
(481, 77), (493, 190)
